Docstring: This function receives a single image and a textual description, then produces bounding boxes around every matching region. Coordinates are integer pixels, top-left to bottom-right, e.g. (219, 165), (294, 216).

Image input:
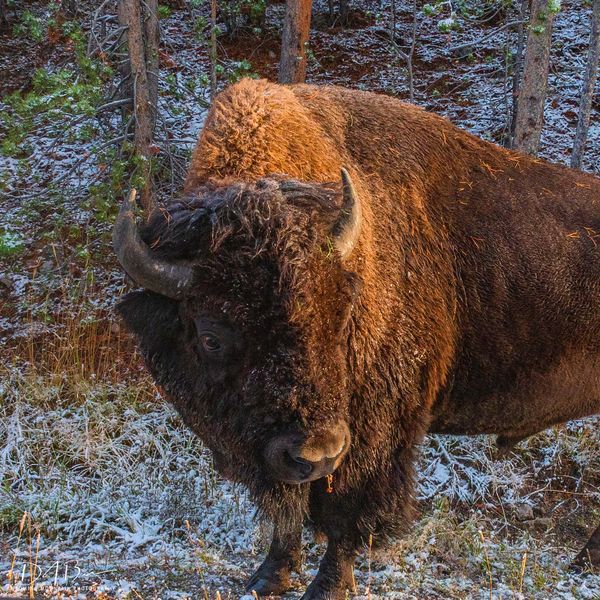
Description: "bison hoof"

(571, 525), (600, 573)
(245, 561), (293, 596)
(300, 569), (354, 600)
(571, 548), (600, 574)
(300, 580), (349, 600)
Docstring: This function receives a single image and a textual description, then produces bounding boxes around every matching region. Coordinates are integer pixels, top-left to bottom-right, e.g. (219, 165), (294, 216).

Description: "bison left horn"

(113, 190), (194, 299)
(332, 168), (362, 259)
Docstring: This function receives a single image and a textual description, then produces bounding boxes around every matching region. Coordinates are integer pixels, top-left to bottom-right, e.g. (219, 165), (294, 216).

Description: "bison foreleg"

(245, 521), (302, 595)
(572, 523), (600, 573)
(496, 433), (529, 453)
(301, 542), (356, 600)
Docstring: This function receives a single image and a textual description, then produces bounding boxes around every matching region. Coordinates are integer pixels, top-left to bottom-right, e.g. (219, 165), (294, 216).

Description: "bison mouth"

(264, 420), (351, 485)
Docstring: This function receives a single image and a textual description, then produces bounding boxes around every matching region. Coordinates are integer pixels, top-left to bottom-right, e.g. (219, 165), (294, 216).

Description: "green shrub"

(0, 230), (25, 258)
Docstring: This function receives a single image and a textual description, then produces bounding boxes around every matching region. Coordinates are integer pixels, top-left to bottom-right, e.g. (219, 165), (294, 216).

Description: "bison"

(114, 79), (600, 599)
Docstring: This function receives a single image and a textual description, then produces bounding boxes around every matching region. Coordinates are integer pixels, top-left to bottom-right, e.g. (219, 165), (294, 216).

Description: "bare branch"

(449, 20), (527, 55)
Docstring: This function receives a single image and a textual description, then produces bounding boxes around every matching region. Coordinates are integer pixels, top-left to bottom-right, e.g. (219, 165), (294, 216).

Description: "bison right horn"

(113, 190), (194, 299)
(332, 168), (362, 259)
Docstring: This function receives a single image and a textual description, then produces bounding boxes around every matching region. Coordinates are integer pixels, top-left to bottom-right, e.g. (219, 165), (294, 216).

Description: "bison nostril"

(284, 450), (314, 478)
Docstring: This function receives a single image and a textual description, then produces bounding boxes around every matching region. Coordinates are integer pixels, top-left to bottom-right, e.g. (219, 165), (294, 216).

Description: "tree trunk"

(279, 0), (312, 84)
(512, 0), (559, 155)
(339, 0), (349, 26)
(571, 0), (600, 169)
(210, 0), (217, 99)
(509, 0), (528, 146)
(0, 0), (8, 30)
(143, 0), (159, 131)
(389, 0), (417, 102)
(121, 0), (158, 210)
(61, 0), (77, 18)
(117, 1), (133, 114)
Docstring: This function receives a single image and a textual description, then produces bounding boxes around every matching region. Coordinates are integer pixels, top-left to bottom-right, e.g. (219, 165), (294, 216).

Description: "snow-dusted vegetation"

(2, 366), (599, 597)
(1, 0), (599, 598)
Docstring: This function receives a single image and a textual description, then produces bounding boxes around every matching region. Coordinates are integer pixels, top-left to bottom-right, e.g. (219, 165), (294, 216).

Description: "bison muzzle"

(114, 79), (600, 599)
(264, 419), (351, 484)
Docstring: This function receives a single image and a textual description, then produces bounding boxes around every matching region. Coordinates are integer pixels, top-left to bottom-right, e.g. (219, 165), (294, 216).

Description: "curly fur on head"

(142, 177), (342, 263)
(120, 176), (358, 532)
(140, 176), (356, 330)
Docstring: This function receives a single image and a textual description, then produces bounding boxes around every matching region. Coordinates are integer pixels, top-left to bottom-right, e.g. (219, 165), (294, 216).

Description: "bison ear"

(332, 168), (362, 259)
(117, 290), (182, 346)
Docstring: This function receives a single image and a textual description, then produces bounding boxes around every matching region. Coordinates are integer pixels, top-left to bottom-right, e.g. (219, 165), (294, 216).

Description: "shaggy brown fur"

(117, 79), (600, 599)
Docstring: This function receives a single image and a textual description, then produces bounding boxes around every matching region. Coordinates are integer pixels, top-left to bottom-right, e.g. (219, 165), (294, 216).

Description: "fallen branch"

(449, 20), (527, 55)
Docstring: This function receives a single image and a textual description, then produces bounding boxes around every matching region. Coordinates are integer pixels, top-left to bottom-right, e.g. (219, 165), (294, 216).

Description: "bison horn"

(113, 190), (194, 299)
(333, 168), (362, 259)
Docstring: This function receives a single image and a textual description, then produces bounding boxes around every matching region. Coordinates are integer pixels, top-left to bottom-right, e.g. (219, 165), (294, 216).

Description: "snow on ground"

(1, 364), (599, 598)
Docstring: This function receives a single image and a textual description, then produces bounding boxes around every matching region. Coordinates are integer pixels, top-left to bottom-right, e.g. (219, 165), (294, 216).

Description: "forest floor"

(1, 1), (599, 598)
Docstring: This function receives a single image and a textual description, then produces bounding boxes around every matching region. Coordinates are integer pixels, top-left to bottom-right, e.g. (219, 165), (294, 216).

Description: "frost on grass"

(1, 365), (599, 598)
(0, 369), (260, 597)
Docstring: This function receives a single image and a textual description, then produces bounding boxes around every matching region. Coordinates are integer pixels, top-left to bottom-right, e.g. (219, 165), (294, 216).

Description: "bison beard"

(115, 80), (600, 599)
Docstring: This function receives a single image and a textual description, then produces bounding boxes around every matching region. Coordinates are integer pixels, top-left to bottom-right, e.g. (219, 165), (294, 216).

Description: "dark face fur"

(117, 178), (361, 520)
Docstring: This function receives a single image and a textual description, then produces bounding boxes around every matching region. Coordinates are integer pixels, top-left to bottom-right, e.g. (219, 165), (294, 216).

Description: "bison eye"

(193, 316), (237, 361)
(199, 333), (221, 353)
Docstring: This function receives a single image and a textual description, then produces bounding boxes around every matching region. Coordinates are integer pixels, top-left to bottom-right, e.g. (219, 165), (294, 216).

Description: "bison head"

(114, 171), (362, 514)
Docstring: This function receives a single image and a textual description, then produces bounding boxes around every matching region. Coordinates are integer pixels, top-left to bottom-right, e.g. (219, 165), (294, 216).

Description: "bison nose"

(284, 451), (315, 478)
(265, 420), (350, 484)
